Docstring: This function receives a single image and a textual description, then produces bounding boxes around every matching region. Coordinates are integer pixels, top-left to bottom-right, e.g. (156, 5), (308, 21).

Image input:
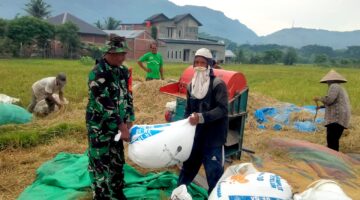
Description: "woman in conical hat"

(313, 69), (351, 151)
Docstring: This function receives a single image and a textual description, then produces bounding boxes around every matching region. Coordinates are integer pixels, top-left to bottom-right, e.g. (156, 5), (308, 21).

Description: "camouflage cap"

(100, 35), (130, 54)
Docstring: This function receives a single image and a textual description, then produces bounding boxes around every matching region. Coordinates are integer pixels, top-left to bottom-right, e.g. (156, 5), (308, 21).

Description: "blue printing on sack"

(130, 124), (170, 137)
(228, 196), (282, 200)
(130, 128), (164, 144)
(218, 173), (285, 200)
(269, 174), (284, 191)
(217, 182), (223, 198)
(257, 173), (265, 181)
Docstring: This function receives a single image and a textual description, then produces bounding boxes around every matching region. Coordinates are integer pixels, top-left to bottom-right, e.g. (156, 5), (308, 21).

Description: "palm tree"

(104, 17), (121, 30)
(95, 17), (121, 30)
(94, 20), (103, 29)
(24, 0), (51, 19)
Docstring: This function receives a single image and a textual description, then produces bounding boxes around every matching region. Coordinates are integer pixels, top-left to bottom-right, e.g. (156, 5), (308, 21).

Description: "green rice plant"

(225, 64), (360, 114)
(1, 59), (359, 113)
(0, 59), (359, 149)
(0, 123), (85, 150)
(79, 56), (95, 66)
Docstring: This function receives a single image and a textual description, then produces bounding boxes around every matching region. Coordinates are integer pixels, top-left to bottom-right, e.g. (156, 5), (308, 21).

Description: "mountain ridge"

(1, 0), (359, 49)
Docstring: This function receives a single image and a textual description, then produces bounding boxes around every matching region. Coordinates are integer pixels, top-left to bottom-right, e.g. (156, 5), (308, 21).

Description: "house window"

(175, 51), (177, 59)
(211, 50), (217, 60)
(179, 51), (182, 59)
(186, 27), (198, 33)
(179, 30), (181, 38)
(167, 27), (173, 38)
(122, 25), (133, 30)
(171, 51), (173, 59)
(167, 51), (169, 58)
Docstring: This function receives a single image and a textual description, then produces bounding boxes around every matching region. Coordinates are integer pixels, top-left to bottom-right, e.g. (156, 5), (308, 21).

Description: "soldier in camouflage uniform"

(86, 35), (134, 200)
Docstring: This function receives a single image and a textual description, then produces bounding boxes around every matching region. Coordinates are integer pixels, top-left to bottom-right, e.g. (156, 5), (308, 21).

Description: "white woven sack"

(171, 185), (192, 200)
(293, 179), (352, 200)
(128, 119), (196, 168)
(0, 94), (20, 104)
(33, 94), (68, 115)
(209, 163), (292, 200)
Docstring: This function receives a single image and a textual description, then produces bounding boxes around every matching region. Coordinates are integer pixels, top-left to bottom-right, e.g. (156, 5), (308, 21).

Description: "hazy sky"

(169, 0), (360, 36)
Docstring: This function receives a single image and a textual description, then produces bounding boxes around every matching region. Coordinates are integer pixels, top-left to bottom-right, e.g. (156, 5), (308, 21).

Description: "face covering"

(191, 65), (210, 99)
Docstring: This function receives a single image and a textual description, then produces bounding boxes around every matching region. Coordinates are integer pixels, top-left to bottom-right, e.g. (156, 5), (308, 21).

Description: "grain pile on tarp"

(246, 92), (284, 130)
(254, 103), (325, 132)
(18, 152), (208, 200)
(248, 138), (359, 199)
(133, 80), (175, 124)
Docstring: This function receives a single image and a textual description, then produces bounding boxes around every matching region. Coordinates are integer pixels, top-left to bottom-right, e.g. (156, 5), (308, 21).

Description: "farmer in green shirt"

(137, 43), (164, 80)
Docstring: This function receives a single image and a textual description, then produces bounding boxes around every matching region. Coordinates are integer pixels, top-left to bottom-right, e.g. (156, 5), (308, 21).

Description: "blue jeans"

(178, 145), (224, 194)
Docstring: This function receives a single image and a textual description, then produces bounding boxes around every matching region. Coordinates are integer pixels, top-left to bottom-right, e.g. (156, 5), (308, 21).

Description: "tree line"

(0, 0), (81, 58)
(0, 16), (82, 58)
(0, 0), (121, 58)
(200, 33), (360, 67)
(234, 44), (360, 67)
(2, 0), (360, 66)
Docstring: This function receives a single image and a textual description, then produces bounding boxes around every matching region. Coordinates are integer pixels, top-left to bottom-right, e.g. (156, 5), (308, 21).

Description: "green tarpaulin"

(0, 103), (32, 126)
(18, 152), (208, 200)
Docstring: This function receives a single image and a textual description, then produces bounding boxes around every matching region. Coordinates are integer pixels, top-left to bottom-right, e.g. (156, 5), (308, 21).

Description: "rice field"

(0, 58), (359, 199)
(1, 59), (359, 113)
(226, 64), (360, 114)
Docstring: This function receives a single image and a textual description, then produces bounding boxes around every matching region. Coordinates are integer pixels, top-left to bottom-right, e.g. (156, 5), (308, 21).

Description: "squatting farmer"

(28, 72), (67, 115)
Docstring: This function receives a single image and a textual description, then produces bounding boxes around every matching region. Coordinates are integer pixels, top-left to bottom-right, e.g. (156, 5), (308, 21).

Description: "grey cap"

(56, 72), (66, 81)
(56, 72), (67, 83)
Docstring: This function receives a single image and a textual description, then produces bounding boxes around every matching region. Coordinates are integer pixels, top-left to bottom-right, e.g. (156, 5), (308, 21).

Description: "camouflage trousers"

(87, 119), (126, 200)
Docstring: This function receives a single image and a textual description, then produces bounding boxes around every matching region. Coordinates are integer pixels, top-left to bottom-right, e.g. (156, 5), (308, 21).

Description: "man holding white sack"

(178, 48), (229, 194)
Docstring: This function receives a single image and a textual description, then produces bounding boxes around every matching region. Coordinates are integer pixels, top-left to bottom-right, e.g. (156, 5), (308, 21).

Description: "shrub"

(79, 56), (95, 66)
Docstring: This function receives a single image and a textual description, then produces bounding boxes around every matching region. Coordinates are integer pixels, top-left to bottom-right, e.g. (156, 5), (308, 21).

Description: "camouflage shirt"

(86, 59), (135, 126)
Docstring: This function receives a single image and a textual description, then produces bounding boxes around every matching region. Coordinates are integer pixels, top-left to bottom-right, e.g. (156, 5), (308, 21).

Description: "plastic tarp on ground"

(0, 94), (20, 104)
(269, 138), (359, 182)
(18, 152), (208, 200)
(249, 138), (360, 199)
(0, 103), (32, 126)
(254, 104), (325, 132)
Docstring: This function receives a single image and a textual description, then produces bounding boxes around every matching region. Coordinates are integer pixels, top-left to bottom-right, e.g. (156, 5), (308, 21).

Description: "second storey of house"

(155, 14), (201, 40)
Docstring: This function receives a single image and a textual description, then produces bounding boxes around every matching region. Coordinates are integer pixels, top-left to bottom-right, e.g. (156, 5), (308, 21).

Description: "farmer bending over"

(28, 72), (66, 114)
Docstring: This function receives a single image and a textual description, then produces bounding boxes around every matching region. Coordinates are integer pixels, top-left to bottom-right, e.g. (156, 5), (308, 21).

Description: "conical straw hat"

(320, 69), (347, 83)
